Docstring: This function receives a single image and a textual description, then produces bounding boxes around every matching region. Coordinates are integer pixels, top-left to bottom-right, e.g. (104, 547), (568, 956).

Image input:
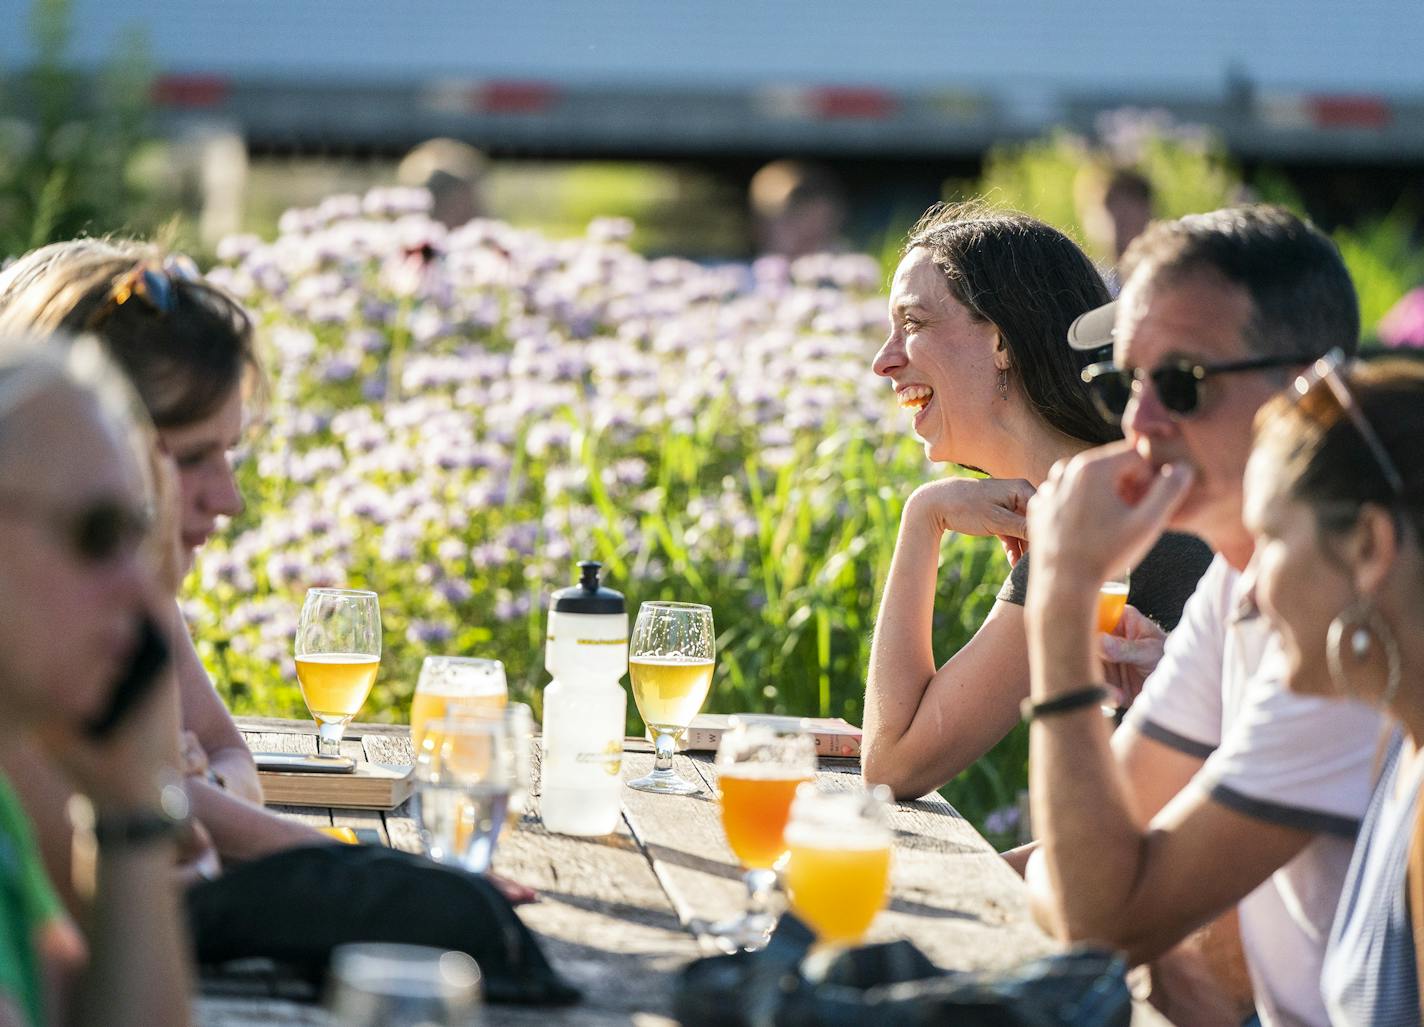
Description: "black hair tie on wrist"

(1021, 686), (1110, 722)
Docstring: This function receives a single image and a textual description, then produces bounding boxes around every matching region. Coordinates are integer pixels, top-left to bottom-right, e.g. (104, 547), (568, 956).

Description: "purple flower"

(320, 355), (359, 383)
(215, 234), (262, 263)
(436, 578), (474, 605)
(1379, 287), (1424, 349)
(493, 592), (533, 622)
(407, 619), (454, 646)
(983, 805), (1022, 837)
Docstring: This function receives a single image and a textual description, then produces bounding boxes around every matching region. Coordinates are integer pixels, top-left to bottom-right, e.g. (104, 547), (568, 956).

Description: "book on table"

(256, 762), (414, 810)
(683, 714), (861, 758)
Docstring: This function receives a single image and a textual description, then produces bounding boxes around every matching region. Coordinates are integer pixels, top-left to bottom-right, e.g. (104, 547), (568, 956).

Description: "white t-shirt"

(1122, 555), (1383, 1027)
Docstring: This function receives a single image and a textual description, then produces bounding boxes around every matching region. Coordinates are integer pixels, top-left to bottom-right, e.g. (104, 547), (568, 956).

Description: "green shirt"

(0, 774), (61, 1027)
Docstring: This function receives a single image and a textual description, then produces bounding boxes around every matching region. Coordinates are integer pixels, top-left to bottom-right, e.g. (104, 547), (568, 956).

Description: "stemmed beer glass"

(295, 588), (382, 758)
(627, 602), (715, 795)
(711, 717), (817, 951)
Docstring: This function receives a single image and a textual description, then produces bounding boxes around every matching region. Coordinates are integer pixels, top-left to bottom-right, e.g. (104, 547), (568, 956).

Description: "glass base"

(313, 714), (351, 757)
(704, 911), (776, 953)
(626, 768), (700, 795)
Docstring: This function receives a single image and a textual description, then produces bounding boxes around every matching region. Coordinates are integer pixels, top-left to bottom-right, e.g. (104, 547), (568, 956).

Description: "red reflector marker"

(1310, 95), (1391, 129)
(151, 74), (230, 109)
(811, 87), (896, 120)
(476, 81), (558, 115)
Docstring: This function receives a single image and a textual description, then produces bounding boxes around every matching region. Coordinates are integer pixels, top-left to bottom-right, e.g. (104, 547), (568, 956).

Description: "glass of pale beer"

(784, 785), (894, 946)
(411, 657), (508, 751)
(627, 601), (715, 795)
(295, 588), (382, 758)
(1097, 568), (1131, 634)
(710, 716), (817, 951)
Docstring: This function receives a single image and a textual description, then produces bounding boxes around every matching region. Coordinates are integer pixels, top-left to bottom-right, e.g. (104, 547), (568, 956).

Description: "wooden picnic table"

(200, 717), (1162, 1025)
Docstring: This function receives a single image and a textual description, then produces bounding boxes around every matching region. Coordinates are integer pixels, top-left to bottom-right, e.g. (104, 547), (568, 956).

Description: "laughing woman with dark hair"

(862, 203), (1211, 801)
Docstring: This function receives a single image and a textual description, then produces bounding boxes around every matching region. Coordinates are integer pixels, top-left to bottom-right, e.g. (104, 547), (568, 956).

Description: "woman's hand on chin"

(905, 477), (1034, 547)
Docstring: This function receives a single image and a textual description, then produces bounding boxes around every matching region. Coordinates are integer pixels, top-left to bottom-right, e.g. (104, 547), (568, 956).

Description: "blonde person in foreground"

(1021, 206), (1381, 1027)
(1247, 356), (1424, 1024)
(0, 334), (191, 1027)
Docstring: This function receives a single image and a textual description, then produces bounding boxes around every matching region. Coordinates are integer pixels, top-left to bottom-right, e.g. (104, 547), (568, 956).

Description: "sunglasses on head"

(1291, 348), (1405, 498)
(0, 494), (153, 565)
(88, 255), (202, 330)
(1081, 352), (1319, 425)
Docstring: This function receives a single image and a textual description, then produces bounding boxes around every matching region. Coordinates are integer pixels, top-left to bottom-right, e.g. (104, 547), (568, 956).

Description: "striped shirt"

(1321, 733), (1423, 1026)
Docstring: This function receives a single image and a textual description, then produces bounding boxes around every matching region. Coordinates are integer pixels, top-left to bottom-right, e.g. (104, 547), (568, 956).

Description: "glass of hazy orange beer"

(710, 717), (818, 951)
(1097, 568), (1131, 634)
(784, 785), (894, 947)
(410, 657), (508, 752)
(294, 588), (382, 758)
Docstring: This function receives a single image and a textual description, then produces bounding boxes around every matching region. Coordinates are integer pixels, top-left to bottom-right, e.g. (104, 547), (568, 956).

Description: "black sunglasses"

(0, 494), (152, 565)
(1081, 353), (1319, 425)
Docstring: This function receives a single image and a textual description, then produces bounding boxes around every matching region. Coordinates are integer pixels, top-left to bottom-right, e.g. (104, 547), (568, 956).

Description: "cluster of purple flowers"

(189, 185), (919, 717)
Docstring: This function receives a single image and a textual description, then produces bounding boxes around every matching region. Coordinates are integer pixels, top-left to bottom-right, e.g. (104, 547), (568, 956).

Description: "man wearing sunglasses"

(1020, 205), (1381, 1027)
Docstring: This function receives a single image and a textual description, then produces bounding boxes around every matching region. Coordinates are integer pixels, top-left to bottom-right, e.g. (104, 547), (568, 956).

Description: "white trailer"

(4, 0), (1423, 160)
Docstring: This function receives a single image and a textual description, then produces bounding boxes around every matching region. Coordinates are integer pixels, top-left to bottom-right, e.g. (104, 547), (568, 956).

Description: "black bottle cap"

(551, 561), (625, 614)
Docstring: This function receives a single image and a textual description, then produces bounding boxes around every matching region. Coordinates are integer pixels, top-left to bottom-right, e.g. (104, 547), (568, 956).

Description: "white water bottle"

(540, 561), (628, 836)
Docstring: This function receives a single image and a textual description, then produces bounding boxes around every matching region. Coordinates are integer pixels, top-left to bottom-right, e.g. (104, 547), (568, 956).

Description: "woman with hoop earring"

(1245, 351), (1424, 1025)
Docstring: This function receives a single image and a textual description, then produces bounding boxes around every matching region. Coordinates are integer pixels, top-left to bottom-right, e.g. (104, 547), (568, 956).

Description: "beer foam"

(718, 765), (813, 782)
(783, 788), (893, 849)
(784, 822), (891, 851)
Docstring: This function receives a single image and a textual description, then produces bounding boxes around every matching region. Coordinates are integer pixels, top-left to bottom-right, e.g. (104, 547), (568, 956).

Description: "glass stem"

(653, 730), (676, 773)
(316, 720), (344, 757)
(744, 868), (777, 917)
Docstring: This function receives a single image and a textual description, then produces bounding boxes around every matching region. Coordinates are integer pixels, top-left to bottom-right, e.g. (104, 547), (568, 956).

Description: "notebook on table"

(257, 763), (414, 810)
(683, 714), (861, 759)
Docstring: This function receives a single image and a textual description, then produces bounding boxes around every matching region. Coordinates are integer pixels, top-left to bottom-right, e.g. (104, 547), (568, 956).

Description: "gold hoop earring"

(1326, 597), (1401, 708)
(998, 368), (1009, 399)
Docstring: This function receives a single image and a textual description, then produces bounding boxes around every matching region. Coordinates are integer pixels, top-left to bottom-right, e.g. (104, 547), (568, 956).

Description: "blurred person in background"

(863, 202), (1210, 803)
(1074, 164), (1154, 293)
(1247, 355), (1424, 1024)
(748, 159), (848, 258)
(397, 138), (487, 230)
(0, 333), (192, 1027)
(1021, 205), (1378, 1026)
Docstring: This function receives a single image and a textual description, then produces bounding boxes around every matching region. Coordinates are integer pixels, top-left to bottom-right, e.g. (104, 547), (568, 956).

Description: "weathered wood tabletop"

(199, 717), (1160, 1025)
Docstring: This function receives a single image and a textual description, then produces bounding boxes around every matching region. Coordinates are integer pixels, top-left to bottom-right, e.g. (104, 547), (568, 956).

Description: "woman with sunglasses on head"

(0, 241), (541, 924)
(0, 334), (193, 1027)
(1246, 353), (1424, 1025)
(0, 236), (543, 957)
(0, 240), (329, 882)
(864, 202), (1213, 802)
